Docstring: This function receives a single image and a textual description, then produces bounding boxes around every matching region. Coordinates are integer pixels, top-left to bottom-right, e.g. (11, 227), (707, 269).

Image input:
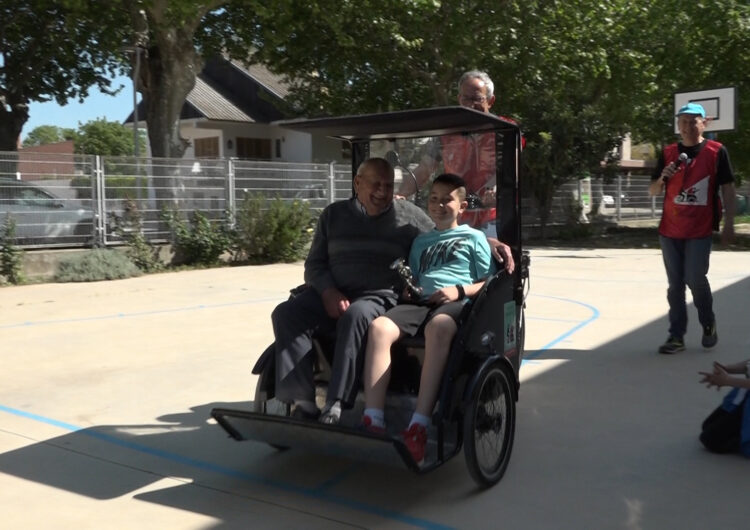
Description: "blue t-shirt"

(408, 224), (495, 301)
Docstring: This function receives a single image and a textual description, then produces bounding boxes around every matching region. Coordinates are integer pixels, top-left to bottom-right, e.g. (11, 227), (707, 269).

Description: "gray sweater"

(304, 199), (434, 298)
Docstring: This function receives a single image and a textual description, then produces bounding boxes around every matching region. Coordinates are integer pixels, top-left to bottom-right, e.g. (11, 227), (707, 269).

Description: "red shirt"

(659, 140), (721, 239)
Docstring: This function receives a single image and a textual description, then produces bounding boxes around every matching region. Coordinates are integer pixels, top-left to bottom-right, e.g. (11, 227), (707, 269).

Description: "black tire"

(463, 361), (515, 488)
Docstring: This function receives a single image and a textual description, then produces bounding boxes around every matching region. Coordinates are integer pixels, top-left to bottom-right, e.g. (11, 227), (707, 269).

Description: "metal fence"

(2, 150), (669, 248)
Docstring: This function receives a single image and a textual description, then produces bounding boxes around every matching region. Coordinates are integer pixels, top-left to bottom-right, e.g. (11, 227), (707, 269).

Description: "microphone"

(664, 152), (689, 184)
(673, 152), (689, 170)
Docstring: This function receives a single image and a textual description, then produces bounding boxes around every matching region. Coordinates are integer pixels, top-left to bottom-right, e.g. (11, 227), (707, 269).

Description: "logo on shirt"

(673, 175), (709, 206)
(418, 238), (465, 275)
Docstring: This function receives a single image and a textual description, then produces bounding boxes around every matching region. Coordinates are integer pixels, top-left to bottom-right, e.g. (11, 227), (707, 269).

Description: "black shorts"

(383, 301), (466, 337)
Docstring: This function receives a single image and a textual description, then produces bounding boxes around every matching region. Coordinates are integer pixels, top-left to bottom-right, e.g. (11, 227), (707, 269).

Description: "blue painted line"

(1, 294), (598, 529)
(523, 294), (600, 361)
(0, 404), (453, 529)
(0, 297), (284, 330)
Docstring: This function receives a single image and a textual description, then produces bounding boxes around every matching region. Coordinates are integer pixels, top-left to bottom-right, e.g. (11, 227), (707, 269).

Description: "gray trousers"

(271, 287), (395, 406)
(659, 235), (714, 338)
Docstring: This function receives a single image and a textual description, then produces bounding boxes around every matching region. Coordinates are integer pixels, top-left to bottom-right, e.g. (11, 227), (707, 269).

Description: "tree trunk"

(141, 40), (199, 160)
(138, 30), (201, 204)
(0, 100), (28, 152)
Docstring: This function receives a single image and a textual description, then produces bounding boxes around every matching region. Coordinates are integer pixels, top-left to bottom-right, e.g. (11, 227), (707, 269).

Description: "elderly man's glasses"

(459, 94), (488, 105)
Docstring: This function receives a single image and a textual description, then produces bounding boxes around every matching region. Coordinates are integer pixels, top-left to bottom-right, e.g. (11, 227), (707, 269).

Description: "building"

(125, 57), (346, 164)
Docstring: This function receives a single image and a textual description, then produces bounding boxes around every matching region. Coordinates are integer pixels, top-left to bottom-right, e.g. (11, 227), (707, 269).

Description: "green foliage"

(23, 125), (76, 147)
(54, 249), (141, 282)
(0, 215), (24, 285)
(250, 0), (749, 220)
(108, 198), (162, 273)
(162, 208), (232, 266)
(73, 118), (142, 156)
(0, 0), (127, 151)
(233, 194), (313, 264)
(71, 175), (148, 200)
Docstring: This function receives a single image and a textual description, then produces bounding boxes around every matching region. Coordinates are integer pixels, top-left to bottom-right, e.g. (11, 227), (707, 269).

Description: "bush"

(1, 215), (24, 285)
(109, 198), (163, 272)
(162, 208), (231, 266)
(54, 249), (142, 282)
(233, 194), (313, 264)
(71, 175), (148, 200)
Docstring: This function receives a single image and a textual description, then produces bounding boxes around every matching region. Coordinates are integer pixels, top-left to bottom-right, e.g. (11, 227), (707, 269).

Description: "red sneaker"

(402, 423), (427, 465)
(360, 415), (386, 435)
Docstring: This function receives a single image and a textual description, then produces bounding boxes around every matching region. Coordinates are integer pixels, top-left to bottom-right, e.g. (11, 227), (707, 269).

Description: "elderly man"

(272, 157), (434, 420)
(397, 70), (515, 205)
(649, 102), (736, 354)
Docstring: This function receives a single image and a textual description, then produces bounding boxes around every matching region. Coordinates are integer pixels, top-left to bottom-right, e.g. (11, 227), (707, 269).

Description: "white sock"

(409, 412), (430, 428)
(323, 400), (342, 419)
(363, 408), (385, 427)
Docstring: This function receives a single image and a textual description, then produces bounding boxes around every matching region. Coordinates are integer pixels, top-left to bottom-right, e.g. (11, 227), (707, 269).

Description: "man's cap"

(676, 102), (706, 117)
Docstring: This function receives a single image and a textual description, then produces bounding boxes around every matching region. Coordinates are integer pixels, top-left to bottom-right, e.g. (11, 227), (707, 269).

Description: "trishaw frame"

(211, 106), (528, 488)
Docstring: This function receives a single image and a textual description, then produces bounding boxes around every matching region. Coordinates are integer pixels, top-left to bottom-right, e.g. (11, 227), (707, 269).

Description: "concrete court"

(1, 248), (748, 530)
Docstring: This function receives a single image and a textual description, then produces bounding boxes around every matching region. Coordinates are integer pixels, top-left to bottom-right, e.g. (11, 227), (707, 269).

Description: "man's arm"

(720, 182), (736, 246)
(303, 208), (350, 318)
(717, 146), (736, 246)
(486, 237), (515, 273)
(649, 152), (666, 196)
(396, 153), (437, 198)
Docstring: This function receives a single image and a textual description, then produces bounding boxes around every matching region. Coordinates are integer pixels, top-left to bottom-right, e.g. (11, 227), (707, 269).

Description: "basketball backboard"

(674, 87), (737, 134)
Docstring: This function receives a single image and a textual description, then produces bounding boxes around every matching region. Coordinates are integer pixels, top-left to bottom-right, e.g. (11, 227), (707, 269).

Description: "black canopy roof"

(274, 106), (519, 141)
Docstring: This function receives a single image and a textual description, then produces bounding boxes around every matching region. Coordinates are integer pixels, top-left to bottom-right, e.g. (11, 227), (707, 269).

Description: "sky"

(21, 74), (136, 141)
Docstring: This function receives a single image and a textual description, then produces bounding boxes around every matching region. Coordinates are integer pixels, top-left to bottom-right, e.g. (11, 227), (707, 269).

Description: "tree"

(0, 0), (124, 152)
(73, 118), (142, 156)
(251, 0), (655, 232)
(250, 0), (748, 228)
(22, 125), (75, 147)
(628, 0), (750, 182)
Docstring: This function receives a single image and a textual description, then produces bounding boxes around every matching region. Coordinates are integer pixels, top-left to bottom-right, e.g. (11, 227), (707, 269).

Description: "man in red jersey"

(649, 102), (736, 354)
(396, 70), (522, 235)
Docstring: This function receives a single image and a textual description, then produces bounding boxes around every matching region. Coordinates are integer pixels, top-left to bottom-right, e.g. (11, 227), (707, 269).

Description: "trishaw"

(212, 106), (530, 488)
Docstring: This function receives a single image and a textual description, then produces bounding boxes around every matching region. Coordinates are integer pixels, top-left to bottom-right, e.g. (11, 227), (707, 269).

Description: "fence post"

(93, 155), (106, 246)
(328, 161), (336, 205)
(226, 158), (236, 227)
(616, 173), (622, 222)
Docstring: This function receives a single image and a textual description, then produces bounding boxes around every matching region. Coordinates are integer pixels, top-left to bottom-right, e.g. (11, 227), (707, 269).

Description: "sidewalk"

(1, 249), (749, 529)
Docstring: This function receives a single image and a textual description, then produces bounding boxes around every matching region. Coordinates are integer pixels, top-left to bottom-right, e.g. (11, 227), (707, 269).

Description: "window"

(194, 137), (219, 158)
(236, 137), (272, 160)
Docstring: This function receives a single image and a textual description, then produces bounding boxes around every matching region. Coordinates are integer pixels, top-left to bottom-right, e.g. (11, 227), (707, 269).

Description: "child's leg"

(363, 315), (402, 413)
(413, 313), (458, 419)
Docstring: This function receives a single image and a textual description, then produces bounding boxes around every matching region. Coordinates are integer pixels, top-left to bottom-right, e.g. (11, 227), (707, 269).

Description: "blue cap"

(676, 102), (706, 117)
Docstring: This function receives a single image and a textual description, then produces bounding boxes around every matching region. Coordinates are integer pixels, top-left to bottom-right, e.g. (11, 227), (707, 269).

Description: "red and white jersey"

(659, 140), (721, 239)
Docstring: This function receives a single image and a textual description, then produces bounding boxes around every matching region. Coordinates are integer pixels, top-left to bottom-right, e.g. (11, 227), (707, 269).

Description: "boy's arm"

(426, 280), (486, 306)
(699, 360), (750, 390)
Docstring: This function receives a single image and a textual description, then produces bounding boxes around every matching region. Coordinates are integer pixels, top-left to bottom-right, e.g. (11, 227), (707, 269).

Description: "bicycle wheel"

(462, 361), (515, 487)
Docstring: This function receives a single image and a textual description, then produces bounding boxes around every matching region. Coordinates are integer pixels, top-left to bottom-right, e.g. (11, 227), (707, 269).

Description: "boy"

(360, 173), (496, 465)
(699, 359), (750, 457)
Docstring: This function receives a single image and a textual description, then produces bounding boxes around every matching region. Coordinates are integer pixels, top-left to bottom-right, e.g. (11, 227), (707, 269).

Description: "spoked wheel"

(463, 361), (515, 488)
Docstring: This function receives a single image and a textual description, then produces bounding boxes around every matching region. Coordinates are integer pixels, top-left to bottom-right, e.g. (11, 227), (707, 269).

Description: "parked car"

(0, 179), (94, 246)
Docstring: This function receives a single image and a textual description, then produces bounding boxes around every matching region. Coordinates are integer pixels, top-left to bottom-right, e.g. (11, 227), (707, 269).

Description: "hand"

(321, 287), (350, 319)
(699, 362), (729, 390)
(488, 239), (515, 274)
(481, 189), (496, 207)
(661, 161), (680, 181)
(427, 286), (459, 306)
